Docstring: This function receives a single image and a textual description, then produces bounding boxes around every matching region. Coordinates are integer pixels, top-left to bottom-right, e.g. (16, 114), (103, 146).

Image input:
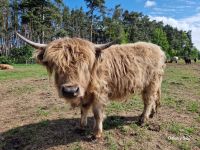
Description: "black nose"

(61, 86), (79, 98)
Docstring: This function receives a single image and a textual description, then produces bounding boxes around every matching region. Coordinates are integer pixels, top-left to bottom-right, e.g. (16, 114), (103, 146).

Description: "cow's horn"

(16, 32), (47, 49)
(95, 38), (120, 51)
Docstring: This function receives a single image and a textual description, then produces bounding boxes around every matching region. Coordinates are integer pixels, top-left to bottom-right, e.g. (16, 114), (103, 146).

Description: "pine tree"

(84, 0), (105, 41)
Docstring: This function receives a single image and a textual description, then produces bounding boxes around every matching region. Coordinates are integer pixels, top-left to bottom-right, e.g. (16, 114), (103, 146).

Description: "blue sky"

(64, 0), (200, 49)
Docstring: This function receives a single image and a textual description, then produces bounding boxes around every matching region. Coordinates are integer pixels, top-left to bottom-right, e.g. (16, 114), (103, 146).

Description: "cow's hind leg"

(155, 88), (161, 113)
(140, 76), (162, 125)
(140, 90), (156, 125)
(149, 87), (161, 118)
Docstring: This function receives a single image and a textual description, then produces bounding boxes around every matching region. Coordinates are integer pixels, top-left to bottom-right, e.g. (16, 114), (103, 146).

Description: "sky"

(64, 0), (200, 50)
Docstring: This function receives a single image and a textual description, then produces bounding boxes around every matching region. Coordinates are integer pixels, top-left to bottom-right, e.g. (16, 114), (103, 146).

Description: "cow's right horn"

(16, 32), (47, 49)
(94, 38), (120, 51)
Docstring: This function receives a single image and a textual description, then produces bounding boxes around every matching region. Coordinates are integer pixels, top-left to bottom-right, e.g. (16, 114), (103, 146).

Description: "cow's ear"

(34, 49), (46, 65)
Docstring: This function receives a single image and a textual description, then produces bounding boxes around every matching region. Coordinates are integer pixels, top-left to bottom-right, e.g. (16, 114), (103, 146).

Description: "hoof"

(138, 116), (148, 126)
(87, 135), (103, 143)
(94, 130), (103, 139)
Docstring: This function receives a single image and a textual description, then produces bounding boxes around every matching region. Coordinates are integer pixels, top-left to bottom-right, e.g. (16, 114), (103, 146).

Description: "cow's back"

(94, 42), (166, 100)
(107, 42), (165, 68)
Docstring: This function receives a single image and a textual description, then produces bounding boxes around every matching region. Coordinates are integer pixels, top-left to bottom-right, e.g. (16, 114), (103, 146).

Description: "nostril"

(61, 85), (79, 97)
(74, 87), (79, 93)
(61, 86), (67, 94)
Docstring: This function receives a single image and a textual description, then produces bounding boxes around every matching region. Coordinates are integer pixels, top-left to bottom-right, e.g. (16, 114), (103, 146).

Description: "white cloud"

(184, 0), (196, 5)
(178, 0), (197, 5)
(153, 7), (176, 12)
(149, 13), (200, 50)
(145, 0), (156, 8)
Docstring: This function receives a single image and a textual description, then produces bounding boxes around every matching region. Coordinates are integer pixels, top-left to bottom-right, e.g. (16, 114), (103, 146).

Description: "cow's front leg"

(80, 101), (93, 128)
(92, 103), (105, 139)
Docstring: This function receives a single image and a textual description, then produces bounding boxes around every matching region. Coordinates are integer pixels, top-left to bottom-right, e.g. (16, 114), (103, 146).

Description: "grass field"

(0, 63), (200, 150)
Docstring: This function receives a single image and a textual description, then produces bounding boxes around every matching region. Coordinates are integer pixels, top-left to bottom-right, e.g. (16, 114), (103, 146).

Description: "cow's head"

(16, 33), (115, 106)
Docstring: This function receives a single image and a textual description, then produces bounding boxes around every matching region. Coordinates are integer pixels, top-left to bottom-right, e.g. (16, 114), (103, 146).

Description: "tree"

(179, 31), (193, 57)
(10, 45), (34, 63)
(190, 47), (199, 59)
(152, 28), (169, 53)
(20, 0), (63, 42)
(0, 0), (10, 56)
(62, 6), (71, 36)
(84, 0), (105, 41)
(0, 0), (196, 62)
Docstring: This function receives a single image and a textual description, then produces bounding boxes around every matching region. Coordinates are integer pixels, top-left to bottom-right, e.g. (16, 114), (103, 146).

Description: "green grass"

(104, 132), (118, 150)
(106, 96), (143, 114)
(71, 143), (82, 150)
(36, 106), (50, 117)
(0, 64), (47, 81)
(8, 85), (36, 95)
(118, 125), (130, 134)
(168, 122), (196, 135)
(163, 65), (200, 90)
(129, 123), (150, 142)
(178, 142), (191, 150)
(186, 101), (199, 113)
(124, 139), (135, 150)
(195, 116), (200, 123)
(163, 96), (177, 108)
(162, 64), (200, 114)
(195, 138), (200, 148)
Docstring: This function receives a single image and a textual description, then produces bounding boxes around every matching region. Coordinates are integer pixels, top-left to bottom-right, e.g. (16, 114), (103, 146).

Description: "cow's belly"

(107, 73), (144, 101)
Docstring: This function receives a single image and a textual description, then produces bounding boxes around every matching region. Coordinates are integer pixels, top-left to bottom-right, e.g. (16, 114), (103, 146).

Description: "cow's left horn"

(16, 32), (47, 49)
(95, 38), (120, 51)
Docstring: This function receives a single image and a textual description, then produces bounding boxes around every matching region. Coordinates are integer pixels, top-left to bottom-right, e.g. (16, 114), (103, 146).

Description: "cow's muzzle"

(61, 85), (79, 98)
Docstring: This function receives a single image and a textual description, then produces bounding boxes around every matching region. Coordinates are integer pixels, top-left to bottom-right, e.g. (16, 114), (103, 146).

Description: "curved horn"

(95, 38), (120, 51)
(16, 32), (47, 49)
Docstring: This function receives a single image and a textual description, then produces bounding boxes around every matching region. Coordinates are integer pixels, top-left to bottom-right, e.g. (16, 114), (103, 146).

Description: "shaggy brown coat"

(18, 35), (166, 138)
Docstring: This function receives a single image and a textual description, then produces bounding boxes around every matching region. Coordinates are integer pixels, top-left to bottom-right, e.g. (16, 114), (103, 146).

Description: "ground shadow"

(0, 115), (139, 150)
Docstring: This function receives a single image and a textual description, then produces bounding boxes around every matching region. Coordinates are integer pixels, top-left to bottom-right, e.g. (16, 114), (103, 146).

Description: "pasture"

(0, 63), (200, 150)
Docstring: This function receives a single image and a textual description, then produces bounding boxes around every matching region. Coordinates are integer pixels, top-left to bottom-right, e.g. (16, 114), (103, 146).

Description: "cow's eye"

(71, 60), (76, 65)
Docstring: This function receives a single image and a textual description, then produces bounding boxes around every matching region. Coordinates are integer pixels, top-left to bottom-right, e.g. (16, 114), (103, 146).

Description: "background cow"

(16, 33), (166, 139)
(167, 56), (178, 63)
(0, 64), (14, 70)
(184, 57), (191, 64)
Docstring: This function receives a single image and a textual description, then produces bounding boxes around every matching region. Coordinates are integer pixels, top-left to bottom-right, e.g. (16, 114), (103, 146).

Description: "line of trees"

(0, 0), (199, 63)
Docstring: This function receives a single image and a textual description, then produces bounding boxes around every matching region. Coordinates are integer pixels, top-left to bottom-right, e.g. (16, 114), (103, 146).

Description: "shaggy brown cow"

(0, 64), (14, 70)
(16, 32), (166, 139)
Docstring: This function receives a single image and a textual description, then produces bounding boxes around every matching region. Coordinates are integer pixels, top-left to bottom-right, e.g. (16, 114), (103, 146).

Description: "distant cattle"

(184, 57), (191, 64)
(16, 32), (166, 139)
(172, 56), (178, 63)
(194, 58), (197, 63)
(166, 56), (178, 63)
(0, 64), (14, 70)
